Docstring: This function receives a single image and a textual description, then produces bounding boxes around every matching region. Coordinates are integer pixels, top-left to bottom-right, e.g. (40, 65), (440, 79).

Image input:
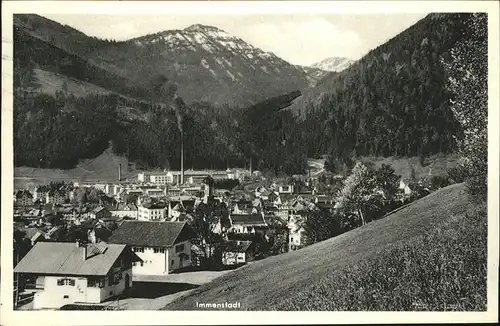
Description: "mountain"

(14, 15), (308, 107)
(12, 13), (481, 174)
(297, 66), (333, 87)
(310, 56), (355, 72)
(120, 24), (308, 106)
(12, 14), (308, 171)
(298, 57), (353, 87)
(288, 13), (479, 166)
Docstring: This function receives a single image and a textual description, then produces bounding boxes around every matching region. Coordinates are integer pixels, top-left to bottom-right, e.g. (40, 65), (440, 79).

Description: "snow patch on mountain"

(310, 57), (355, 72)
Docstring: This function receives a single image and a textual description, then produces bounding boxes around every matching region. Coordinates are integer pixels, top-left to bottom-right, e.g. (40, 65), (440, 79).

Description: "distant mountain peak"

(310, 57), (355, 72)
(184, 24), (224, 33)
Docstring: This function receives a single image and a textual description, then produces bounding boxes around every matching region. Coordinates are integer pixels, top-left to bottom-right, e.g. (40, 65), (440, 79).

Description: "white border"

(2, 1), (499, 325)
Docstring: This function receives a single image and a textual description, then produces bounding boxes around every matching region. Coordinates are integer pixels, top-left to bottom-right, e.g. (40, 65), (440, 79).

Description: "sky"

(44, 13), (428, 66)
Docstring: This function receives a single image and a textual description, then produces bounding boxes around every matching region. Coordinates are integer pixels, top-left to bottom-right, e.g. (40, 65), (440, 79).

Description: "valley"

(9, 11), (490, 314)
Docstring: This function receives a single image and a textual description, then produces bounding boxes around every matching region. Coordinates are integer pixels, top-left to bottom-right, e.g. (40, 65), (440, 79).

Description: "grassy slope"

(14, 147), (135, 190)
(364, 154), (461, 180)
(32, 68), (111, 98)
(164, 183), (487, 311)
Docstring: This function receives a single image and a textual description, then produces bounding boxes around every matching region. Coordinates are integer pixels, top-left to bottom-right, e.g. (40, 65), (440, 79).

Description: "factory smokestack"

(118, 164), (122, 182)
(180, 133), (184, 185)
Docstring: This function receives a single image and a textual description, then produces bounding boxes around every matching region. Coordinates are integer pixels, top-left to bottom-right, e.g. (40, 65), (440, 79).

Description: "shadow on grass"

(105, 282), (199, 301)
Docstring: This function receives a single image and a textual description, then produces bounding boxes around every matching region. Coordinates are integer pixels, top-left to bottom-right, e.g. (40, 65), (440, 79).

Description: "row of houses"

(137, 168), (246, 185)
(14, 219), (259, 309)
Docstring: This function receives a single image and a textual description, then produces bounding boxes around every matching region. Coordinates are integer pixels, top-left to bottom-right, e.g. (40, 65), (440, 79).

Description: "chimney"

(180, 135), (184, 185)
(118, 164), (122, 182)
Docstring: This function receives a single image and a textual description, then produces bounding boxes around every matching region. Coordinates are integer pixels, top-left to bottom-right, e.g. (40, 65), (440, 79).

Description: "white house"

(145, 188), (165, 199)
(167, 196), (196, 220)
(221, 240), (253, 266)
(288, 215), (306, 251)
(110, 202), (138, 219)
(228, 213), (268, 234)
(14, 241), (141, 309)
(254, 186), (267, 198)
(399, 179), (412, 195)
(138, 203), (167, 221)
(108, 221), (196, 275)
(278, 184), (295, 195)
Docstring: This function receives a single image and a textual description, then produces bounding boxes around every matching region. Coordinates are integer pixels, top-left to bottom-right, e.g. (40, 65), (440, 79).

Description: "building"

(228, 213), (268, 234)
(90, 206), (111, 220)
(221, 240), (254, 266)
(46, 189), (67, 205)
(108, 221), (196, 275)
(399, 179), (413, 195)
(278, 184), (295, 195)
(109, 202), (138, 219)
(33, 187), (49, 203)
(138, 203), (167, 221)
(14, 190), (34, 207)
(288, 215), (306, 251)
(145, 188), (165, 199)
(14, 242), (141, 309)
(167, 197), (196, 220)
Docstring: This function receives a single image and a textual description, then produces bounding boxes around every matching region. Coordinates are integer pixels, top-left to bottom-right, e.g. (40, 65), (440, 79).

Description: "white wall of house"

(110, 209), (138, 219)
(222, 252), (246, 265)
(279, 185), (294, 194)
(131, 240), (192, 276)
(137, 206), (166, 221)
(150, 174), (169, 184)
(168, 240), (192, 271)
(32, 269), (132, 309)
(132, 246), (168, 275)
(230, 224), (266, 234)
(146, 189), (164, 198)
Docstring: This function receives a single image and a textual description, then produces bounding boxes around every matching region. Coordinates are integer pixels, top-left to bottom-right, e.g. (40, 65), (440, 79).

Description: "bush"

(446, 165), (468, 184)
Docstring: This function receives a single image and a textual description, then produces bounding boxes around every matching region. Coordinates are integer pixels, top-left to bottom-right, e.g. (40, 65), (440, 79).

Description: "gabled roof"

(221, 240), (253, 253)
(14, 242), (137, 276)
(92, 206), (107, 214)
(141, 202), (166, 210)
(16, 190), (33, 199)
(108, 221), (196, 247)
(230, 214), (267, 226)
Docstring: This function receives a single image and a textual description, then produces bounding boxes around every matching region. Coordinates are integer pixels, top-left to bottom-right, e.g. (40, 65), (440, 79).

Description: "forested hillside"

(292, 13), (471, 168)
(13, 13), (479, 175)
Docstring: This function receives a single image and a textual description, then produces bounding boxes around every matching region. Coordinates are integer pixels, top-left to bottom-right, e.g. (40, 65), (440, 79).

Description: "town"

(6, 8), (490, 318)
(13, 160), (424, 310)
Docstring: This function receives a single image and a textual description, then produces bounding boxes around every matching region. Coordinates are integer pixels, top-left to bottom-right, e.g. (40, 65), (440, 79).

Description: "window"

(63, 295), (69, 299)
(171, 260), (175, 266)
(237, 256), (244, 261)
(57, 278), (75, 286)
(290, 237), (294, 243)
(133, 247), (144, 253)
(175, 244), (185, 253)
(140, 262), (144, 267)
(154, 248), (165, 254)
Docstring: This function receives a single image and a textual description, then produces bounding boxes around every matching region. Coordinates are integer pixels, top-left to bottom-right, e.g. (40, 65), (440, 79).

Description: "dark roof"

(221, 240), (253, 253)
(14, 242), (138, 276)
(280, 194), (296, 203)
(108, 221), (195, 247)
(230, 214), (267, 226)
(142, 203), (166, 210)
(16, 190), (33, 198)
